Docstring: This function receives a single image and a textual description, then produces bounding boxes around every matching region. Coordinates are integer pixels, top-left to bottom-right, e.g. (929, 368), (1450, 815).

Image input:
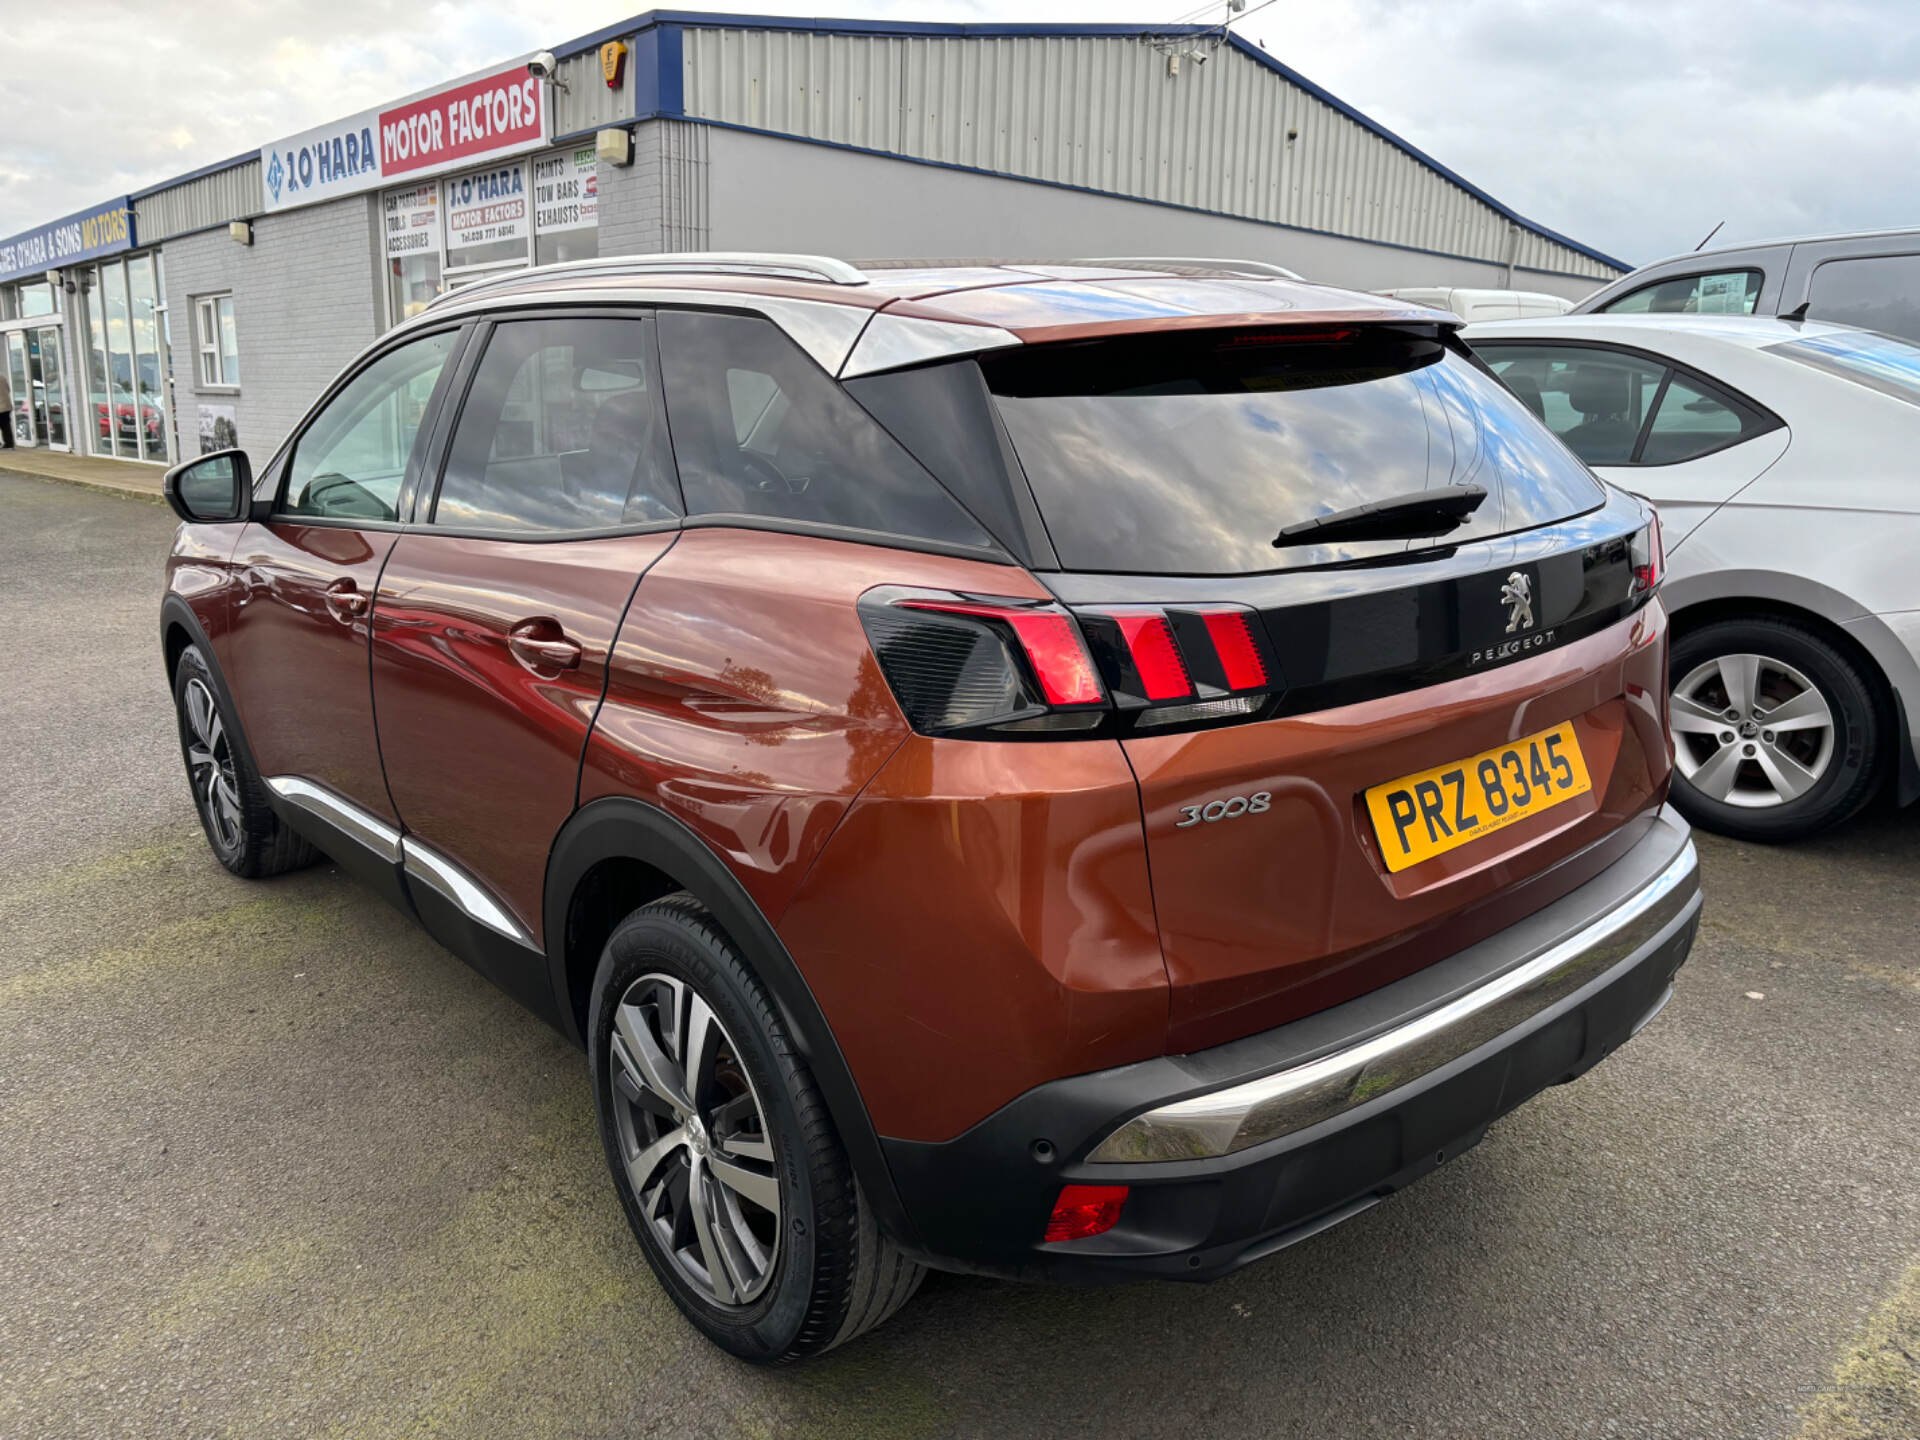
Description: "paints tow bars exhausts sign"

(260, 60), (549, 214)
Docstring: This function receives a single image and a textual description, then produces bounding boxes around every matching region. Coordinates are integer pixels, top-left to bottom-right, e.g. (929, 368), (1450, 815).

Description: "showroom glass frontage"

(75, 252), (174, 463)
(384, 145), (598, 326)
(2, 280), (70, 451)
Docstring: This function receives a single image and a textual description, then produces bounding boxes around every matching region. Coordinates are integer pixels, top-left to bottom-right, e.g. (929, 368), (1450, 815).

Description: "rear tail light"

(1631, 509), (1664, 595)
(1044, 1184), (1129, 1243)
(858, 589), (1279, 739)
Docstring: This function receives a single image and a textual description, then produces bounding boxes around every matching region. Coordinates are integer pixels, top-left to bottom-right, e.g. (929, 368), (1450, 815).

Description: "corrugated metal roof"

(674, 23), (1620, 279)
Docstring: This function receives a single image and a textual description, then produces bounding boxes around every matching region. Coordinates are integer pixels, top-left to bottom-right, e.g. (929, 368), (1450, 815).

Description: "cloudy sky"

(2, 0), (1914, 267)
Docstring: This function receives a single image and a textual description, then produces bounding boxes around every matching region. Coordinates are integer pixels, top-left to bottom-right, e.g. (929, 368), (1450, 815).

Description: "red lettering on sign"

(381, 69), (543, 176)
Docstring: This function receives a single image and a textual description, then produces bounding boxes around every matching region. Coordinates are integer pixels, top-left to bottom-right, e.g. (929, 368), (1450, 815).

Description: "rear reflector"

(1111, 613), (1192, 700)
(1044, 1184), (1130, 1243)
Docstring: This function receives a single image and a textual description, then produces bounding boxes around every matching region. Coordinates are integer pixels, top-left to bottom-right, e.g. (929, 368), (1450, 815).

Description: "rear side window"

(1481, 345), (1666, 464)
(1601, 270), (1761, 316)
(433, 317), (680, 533)
(1639, 376), (1745, 464)
(1806, 255), (1920, 343)
(1478, 343), (1778, 468)
(656, 310), (994, 549)
(982, 329), (1603, 575)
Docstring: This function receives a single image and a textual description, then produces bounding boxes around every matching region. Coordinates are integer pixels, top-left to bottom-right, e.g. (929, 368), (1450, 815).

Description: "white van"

(1378, 288), (1575, 322)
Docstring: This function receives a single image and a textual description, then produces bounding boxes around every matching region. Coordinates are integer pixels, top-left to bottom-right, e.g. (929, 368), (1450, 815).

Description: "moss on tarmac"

(9, 471), (1920, 1438)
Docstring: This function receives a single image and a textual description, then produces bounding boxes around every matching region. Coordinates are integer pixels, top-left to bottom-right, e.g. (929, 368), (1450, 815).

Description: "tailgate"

(1121, 591), (1669, 1052)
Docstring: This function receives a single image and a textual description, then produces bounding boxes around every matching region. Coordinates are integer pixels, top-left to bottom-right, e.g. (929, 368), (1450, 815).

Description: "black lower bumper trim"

(881, 806), (1700, 1283)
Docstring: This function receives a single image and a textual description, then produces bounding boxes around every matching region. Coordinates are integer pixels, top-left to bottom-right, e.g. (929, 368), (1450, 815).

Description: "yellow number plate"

(1365, 721), (1593, 873)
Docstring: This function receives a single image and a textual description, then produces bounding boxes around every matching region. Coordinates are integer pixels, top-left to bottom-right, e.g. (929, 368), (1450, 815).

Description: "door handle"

(323, 578), (369, 619)
(508, 619), (582, 672)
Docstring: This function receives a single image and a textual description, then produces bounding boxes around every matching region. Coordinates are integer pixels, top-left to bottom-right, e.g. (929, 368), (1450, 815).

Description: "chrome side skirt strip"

(1090, 838), (1701, 1163)
(265, 775), (534, 948)
(266, 776), (401, 863)
(400, 838), (535, 947)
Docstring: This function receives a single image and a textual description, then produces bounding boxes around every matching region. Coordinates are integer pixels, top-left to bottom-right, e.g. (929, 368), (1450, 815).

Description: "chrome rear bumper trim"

(1090, 838), (1700, 1163)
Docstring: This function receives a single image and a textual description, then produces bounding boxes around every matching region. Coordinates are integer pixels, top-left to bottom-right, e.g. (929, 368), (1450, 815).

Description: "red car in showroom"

(159, 255), (1698, 1362)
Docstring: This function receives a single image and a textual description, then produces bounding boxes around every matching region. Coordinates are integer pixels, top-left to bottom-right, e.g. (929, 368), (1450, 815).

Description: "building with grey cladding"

(0, 10), (1628, 469)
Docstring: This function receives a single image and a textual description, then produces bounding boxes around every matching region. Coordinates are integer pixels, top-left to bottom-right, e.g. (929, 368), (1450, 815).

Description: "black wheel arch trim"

(160, 595), (267, 786)
(543, 794), (924, 1255)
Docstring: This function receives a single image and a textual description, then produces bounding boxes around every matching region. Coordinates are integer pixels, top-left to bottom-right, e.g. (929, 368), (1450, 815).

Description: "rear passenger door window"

(1600, 270), (1762, 316)
(431, 316), (681, 533)
(1480, 345), (1666, 465)
(1806, 255), (1920, 344)
(655, 309), (995, 549)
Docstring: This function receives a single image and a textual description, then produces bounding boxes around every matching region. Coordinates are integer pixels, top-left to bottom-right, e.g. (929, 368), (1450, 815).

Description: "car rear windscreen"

(982, 327), (1605, 575)
(1764, 328), (1920, 409)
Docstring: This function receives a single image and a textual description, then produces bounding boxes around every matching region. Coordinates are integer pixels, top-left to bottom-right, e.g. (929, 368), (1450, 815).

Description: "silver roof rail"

(1075, 256), (1306, 282)
(423, 252), (868, 311)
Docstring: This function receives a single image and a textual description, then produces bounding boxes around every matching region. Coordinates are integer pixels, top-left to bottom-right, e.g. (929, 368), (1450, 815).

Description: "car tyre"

(1667, 617), (1883, 842)
(588, 895), (923, 1364)
(172, 644), (320, 877)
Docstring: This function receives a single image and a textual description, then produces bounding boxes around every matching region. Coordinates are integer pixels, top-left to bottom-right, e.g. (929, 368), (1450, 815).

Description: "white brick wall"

(162, 194), (381, 460)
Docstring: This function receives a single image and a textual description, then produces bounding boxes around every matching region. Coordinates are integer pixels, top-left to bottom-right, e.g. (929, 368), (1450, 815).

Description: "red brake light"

(1631, 510), (1664, 593)
(1044, 1184), (1129, 1243)
(1217, 327), (1358, 349)
(897, 598), (1104, 707)
(1199, 610), (1269, 691)
(1111, 613), (1192, 700)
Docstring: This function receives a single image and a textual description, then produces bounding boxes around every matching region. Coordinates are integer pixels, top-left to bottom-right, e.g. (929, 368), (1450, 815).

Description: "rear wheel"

(171, 644), (319, 877)
(588, 896), (922, 1363)
(1667, 617), (1883, 842)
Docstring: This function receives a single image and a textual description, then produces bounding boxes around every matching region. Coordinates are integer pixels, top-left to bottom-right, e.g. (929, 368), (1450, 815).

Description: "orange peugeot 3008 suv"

(160, 256), (1698, 1362)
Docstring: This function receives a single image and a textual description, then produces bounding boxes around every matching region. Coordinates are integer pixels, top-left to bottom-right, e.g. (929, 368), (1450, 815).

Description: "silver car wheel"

(182, 677), (244, 850)
(609, 972), (782, 1308)
(1670, 652), (1835, 810)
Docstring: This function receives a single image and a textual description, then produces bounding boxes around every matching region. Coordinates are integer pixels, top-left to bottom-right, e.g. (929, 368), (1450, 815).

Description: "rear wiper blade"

(1272, 484), (1488, 548)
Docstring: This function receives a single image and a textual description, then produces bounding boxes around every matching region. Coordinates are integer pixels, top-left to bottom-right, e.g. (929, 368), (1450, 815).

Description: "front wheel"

(171, 644), (318, 877)
(1667, 617), (1884, 842)
(588, 896), (923, 1363)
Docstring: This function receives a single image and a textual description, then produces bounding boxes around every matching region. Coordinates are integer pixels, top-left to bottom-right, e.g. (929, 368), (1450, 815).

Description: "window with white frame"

(195, 293), (240, 388)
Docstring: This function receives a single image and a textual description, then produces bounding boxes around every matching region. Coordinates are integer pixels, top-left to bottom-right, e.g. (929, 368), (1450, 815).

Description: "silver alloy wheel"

(183, 678), (244, 850)
(1670, 652), (1835, 809)
(610, 972), (782, 1307)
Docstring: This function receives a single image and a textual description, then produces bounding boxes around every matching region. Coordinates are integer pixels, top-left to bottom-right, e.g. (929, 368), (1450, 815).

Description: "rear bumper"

(881, 805), (1700, 1281)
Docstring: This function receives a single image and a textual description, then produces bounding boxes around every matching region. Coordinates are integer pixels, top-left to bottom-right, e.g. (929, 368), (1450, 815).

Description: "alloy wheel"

(183, 678), (244, 850)
(609, 972), (783, 1307)
(1670, 652), (1835, 810)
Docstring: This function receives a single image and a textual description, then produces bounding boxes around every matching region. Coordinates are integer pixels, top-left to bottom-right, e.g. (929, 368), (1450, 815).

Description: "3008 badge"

(1175, 792), (1272, 827)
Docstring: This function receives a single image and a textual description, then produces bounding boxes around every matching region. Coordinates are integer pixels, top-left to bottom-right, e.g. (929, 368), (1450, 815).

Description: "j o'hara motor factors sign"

(261, 61), (548, 213)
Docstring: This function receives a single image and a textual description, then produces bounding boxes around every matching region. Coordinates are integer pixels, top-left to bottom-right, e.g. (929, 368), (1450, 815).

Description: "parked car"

(1572, 227), (1920, 344)
(1465, 312), (1920, 841)
(1380, 287), (1574, 322)
(160, 255), (1698, 1362)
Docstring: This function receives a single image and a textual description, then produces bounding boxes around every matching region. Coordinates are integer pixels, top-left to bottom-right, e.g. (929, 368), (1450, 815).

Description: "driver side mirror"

(163, 449), (253, 524)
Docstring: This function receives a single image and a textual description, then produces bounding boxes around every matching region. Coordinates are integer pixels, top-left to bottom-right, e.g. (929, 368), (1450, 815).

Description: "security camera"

(526, 50), (558, 81)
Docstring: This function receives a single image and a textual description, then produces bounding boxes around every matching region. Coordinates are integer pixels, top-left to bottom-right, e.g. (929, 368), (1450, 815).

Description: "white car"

(1464, 312), (1920, 841)
(1381, 287), (1575, 322)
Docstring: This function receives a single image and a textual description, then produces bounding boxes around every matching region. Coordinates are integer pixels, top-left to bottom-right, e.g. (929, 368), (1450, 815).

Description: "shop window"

(195, 294), (240, 387)
(532, 146), (600, 267)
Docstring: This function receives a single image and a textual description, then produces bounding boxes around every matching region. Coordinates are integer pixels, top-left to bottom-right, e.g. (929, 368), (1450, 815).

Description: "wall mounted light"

(596, 128), (633, 167)
(229, 221), (253, 246)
